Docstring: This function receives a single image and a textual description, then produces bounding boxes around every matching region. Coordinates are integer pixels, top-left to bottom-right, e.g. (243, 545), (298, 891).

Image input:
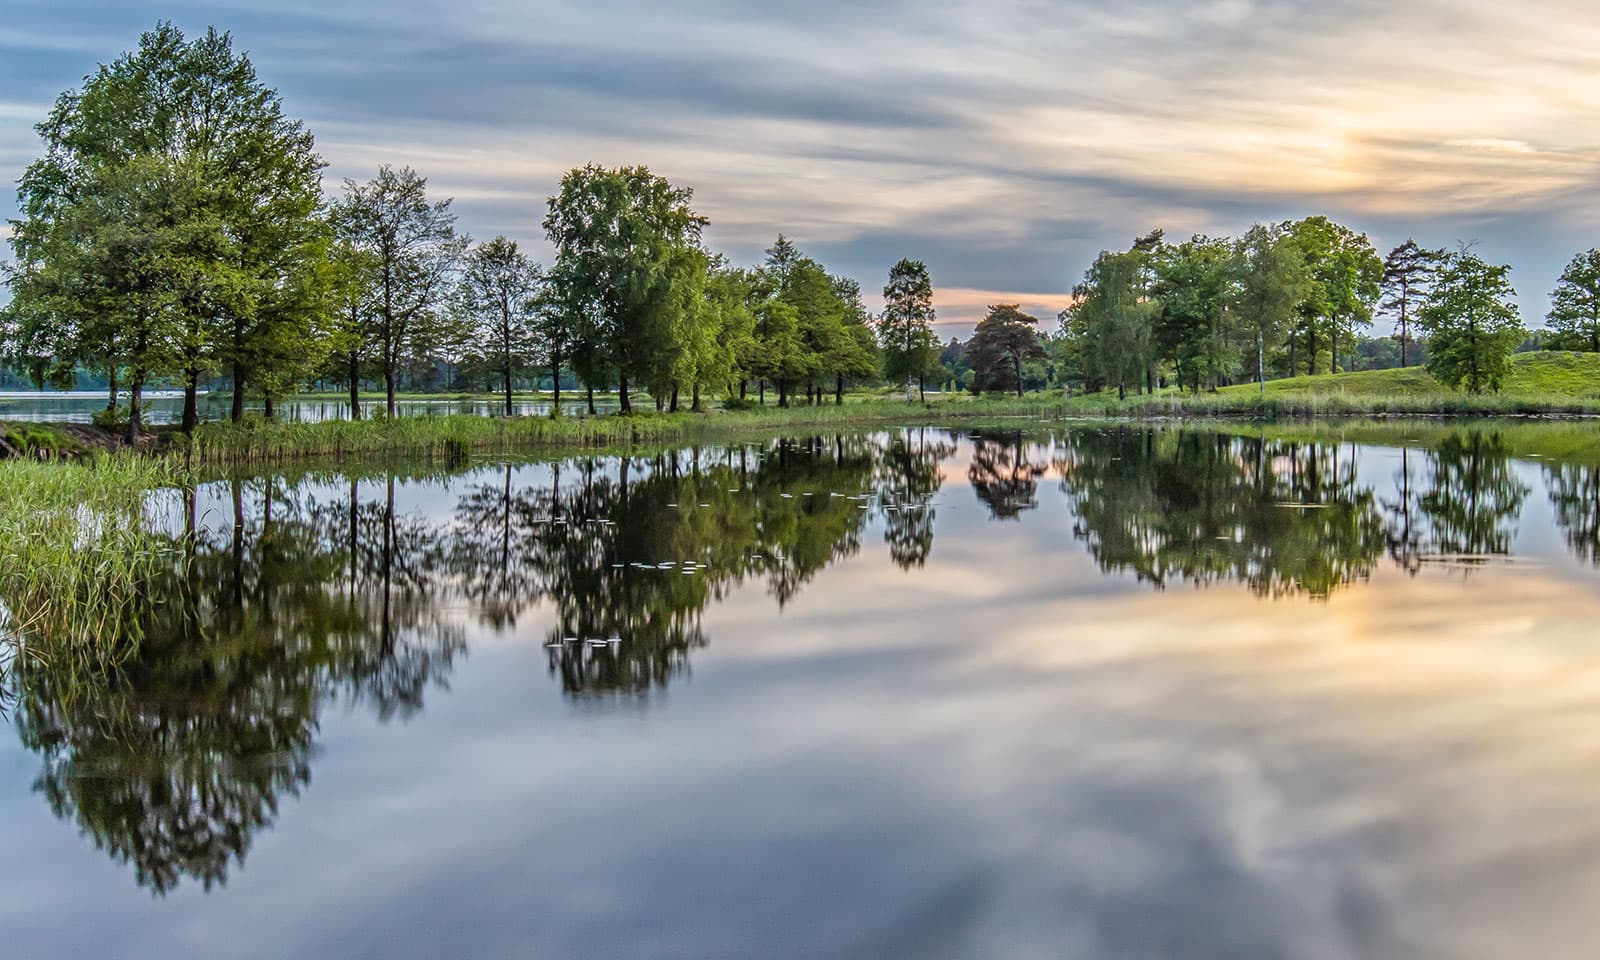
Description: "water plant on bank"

(0, 456), (187, 680)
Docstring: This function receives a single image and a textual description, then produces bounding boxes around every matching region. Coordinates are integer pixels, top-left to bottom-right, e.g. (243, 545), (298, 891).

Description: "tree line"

(0, 24), (944, 441)
(1054, 221), (1578, 400)
(8, 23), (1600, 443)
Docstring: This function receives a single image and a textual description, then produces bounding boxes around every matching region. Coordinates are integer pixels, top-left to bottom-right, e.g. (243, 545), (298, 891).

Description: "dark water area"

(6, 423), (1600, 958)
(0, 391), (612, 423)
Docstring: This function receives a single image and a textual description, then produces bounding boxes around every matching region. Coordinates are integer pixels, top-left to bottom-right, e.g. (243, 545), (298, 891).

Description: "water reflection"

(6, 423), (1600, 909)
(1057, 428), (1387, 598)
(13, 476), (463, 894)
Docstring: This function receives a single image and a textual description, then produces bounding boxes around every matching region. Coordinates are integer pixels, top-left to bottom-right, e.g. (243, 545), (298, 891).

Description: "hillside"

(1215, 351), (1600, 400)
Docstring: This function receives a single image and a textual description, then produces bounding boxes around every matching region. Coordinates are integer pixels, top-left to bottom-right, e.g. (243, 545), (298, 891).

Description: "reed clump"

(0, 456), (186, 676)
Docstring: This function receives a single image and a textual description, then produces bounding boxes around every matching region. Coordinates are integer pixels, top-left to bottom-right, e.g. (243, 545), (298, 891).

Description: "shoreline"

(7, 391), (1600, 466)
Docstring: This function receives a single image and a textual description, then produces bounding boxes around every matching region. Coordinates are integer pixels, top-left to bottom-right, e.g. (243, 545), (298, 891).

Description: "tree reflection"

(876, 428), (957, 568)
(1416, 431), (1529, 559)
(1546, 460), (1600, 565)
(968, 429), (1048, 520)
(8, 424), (1586, 897)
(1055, 428), (1387, 598)
(14, 472), (463, 895)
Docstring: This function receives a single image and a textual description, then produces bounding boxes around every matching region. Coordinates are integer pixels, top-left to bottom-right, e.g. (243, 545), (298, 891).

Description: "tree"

(1152, 235), (1238, 393)
(1381, 240), (1444, 367)
(1234, 223), (1309, 393)
(1548, 249), (1600, 352)
(326, 240), (379, 419)
(1286, 217), (1381, 375)
(828, 275), (880, 404)
(458, 236), (542, 416)
(543, 164), (709, 414)
(1066, 249), (1157, 400)
(878, 258), (938, 402)
(968, 304), (1046, 396)
(334, 166), (467, 417)
(8, 21), (330, 430)
(1417, 249), (1523, 394)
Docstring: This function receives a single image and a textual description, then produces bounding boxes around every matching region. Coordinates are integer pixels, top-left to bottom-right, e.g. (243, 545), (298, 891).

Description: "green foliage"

(1547, 249), (1600, 352)
(968, 304), (1046, 396)
(1234, 223), (1309, 390)
(878, 258), (939, 398)
(457, 236), (542, 415)
(1065, 248), (1158, 399)
(7, 22), (333, 436)
(1418, 249), (1524, 393)
(333, 165), (468, 417)
(1380, 240), (1445, 368)
(0, 456), (186, 676)
(1153, 235), (1238, 393)
(543, 164), (707, 413)
(1285, 216), (1382, 375)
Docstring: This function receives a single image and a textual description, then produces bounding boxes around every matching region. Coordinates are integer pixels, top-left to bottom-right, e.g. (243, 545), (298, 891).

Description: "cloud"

(4, 0), (1600, 330)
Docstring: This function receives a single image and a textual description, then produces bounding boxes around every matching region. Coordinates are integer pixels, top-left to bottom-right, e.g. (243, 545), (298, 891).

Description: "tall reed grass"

(0, 456), (186, 677)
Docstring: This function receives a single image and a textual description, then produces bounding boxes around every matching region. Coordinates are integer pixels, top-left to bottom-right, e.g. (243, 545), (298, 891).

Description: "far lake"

(5, 422), (1600, 958)
(0, 390), (614, 423)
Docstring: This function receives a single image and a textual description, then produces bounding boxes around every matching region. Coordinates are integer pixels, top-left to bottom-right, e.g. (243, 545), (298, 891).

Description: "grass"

(0, 455), (188, 680)
(1211, 350), (1600, 401)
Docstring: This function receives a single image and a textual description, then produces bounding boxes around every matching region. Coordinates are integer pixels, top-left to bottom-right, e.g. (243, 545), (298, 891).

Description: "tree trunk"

(836, 373), (844, 405)
(586, 382), (596, 415)
(759, 380), (765, 404)
(231, 362), (246, 423)
(384, 354), (397, 418)
(126, 371), (144, 446)
(105, 367), (119, 412)
(778, 380), (789, 408)
(670, 383), (679, 413)
(654, 392), (664, 412)
(1399, 300), (1409, 368)
(504, 360), (514, 417)
(1258, 329), (1266, 396)
(182, 368), (200, 434)
(692, 381), (701, 412)
(619, 373), (631, 413)
(1014, 356), (1024, 397)
(739, 379), (747, 400)
(264, 394), (275, 420)
(349, 351), (362, 420)
(551, 357), (561, 413)
(918, 374), (925, 403)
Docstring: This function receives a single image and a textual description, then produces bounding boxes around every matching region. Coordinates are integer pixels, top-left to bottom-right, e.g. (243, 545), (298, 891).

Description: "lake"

(5, 421), (1600, 958)
(0, 391), (614, 423)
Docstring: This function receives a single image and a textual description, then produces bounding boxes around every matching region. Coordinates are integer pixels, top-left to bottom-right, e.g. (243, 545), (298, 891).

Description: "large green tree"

(1417, 249), (1523, 394)
(542, 164), (708, 414)
(8, 22), (330, 429)
(878, 258), (939, 401)
(333, 165), (467, 417)
(1286, 216), (1381, 375)
(1152, 235), (1238, 393)
(1065, 248), (1157, 400)
(1548, 249), (1600, 352)
(1233, 223), (1308, 393)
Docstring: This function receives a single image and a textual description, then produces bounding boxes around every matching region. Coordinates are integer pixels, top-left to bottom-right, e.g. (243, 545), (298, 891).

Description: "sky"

(3, 0), (1600, 334)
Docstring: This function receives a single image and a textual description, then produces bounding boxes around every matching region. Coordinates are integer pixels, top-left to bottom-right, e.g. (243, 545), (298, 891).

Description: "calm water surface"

(5, 423), (1600, 959)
